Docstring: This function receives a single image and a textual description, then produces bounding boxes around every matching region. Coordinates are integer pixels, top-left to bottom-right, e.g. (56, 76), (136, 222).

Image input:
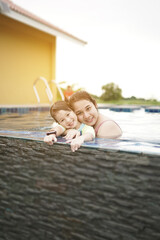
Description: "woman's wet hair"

(69, 91), (97, 109)
(50, 101), (71, 121)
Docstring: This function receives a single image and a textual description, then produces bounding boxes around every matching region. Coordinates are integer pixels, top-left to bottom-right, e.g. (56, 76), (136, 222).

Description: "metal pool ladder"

(33, 77), (64, 103)
(51, 79), (64, 101)
(33, 77), (53, 103)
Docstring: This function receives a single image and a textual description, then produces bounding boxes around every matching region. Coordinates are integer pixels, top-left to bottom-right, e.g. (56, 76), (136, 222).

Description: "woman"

(68, 91), (122, 138)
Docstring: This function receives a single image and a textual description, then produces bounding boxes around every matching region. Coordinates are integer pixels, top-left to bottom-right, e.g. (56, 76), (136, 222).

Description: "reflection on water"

(0, 112), (53, 131)
(100, 108), (160, 143)
(0, 108), (160, 143)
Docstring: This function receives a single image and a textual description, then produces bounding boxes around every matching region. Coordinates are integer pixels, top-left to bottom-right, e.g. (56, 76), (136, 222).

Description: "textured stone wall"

(0, 136), (160, 240)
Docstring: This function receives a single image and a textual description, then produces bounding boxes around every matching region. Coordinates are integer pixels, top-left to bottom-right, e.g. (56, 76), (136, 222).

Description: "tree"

(100, 82), (123, 101)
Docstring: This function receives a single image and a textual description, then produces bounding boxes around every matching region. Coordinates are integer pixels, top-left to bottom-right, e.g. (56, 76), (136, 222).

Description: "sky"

(13, 0), (160, 100)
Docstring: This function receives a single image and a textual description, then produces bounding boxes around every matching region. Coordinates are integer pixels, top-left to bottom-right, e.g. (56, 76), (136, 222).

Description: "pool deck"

(0, 104), (160, 113)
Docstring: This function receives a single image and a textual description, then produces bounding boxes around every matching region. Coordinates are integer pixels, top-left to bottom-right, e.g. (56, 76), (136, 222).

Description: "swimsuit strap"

(78, 123), (85, 131)
(95, 120), (112, 135)
(95, 119), (122, 135)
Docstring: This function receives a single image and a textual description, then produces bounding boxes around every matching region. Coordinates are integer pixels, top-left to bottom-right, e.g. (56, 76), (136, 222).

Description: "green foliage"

(97, 97), (160, 106)
(100, 82), (123, 101)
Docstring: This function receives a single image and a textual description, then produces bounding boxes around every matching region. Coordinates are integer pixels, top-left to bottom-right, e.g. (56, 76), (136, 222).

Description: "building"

(0, 0), (86, 105)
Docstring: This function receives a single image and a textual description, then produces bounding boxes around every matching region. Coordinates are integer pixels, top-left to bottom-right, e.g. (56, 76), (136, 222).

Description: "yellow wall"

(0, 14), (57, 104)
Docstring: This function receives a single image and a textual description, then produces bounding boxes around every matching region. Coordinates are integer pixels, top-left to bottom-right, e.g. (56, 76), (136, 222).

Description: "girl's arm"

(64, 129), (80, 140)
(66, 132), (94, 152)
(44, 124), (65, 145)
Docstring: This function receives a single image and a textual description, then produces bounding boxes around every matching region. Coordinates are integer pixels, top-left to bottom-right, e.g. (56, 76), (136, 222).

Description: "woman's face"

(72, 100), (98, 126)
(56, 110), (78, 129)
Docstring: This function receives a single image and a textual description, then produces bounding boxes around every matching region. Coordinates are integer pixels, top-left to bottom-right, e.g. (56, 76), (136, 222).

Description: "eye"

(86, 106), (91, 111)
(76, 112), (82, 115)
(67, 113), (70, 117)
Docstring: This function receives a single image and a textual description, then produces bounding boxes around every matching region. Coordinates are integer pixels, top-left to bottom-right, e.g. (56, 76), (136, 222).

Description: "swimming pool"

(0, 107), (159, 155)
(1, 107), (160, 140)
(0, 107), (160, 240)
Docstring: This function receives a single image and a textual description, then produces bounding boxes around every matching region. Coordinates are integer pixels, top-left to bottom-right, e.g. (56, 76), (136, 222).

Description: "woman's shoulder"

(96, 114), (122, 138)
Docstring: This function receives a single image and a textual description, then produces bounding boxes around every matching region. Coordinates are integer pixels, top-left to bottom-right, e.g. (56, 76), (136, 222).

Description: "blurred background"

(13, 0), (160, 101)
(1, 0), (160, 105)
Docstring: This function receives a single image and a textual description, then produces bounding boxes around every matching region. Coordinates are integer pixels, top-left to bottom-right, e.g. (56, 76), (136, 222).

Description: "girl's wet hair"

(69, 91), (97, 109)
(50, 101), (71, 121)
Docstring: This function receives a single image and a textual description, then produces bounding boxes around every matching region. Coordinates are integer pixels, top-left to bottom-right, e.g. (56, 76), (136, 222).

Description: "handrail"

(33, 77), (53, 103)
(52, 80), (65, 100)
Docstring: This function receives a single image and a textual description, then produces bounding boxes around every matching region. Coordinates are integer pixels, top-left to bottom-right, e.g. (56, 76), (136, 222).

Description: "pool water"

(0, 111), (52, 131)
(0, 108), (160, 155)
(100, 108), (160, 143)
(0, 108), (159, 142)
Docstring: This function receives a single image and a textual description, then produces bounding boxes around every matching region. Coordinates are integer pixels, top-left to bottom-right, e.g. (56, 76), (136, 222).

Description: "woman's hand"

(44, 134), (57, 145)
(66, 136), (84, 152)
(64, 129), (80, 140)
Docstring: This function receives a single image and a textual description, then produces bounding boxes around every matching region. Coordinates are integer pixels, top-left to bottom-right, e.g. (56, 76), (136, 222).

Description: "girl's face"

(56, 110), (78, 129)
(72, 100), (98, 126)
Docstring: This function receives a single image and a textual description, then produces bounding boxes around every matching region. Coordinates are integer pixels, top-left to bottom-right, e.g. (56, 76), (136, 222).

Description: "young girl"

(44, 101), (95, 152)
(68, 91), (122, 138)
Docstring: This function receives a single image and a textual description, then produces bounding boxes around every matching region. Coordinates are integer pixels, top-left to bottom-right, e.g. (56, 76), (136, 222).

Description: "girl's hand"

(44, 134), (57, 145)
(64, 129), (80, 140)
(66, 136), (84, 152)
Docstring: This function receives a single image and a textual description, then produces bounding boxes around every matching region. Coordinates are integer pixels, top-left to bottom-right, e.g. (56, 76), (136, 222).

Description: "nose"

(83, 111), (89, 119)
(66, 117), (70, 123)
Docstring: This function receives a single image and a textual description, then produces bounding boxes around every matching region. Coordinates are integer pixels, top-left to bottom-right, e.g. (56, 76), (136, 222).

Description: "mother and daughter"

(44, 91), (122, 152)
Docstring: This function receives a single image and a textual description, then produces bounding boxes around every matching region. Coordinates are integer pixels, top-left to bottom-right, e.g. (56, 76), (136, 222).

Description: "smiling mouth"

(68, 121), (74, 127)
(86, 117), (93, 124)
